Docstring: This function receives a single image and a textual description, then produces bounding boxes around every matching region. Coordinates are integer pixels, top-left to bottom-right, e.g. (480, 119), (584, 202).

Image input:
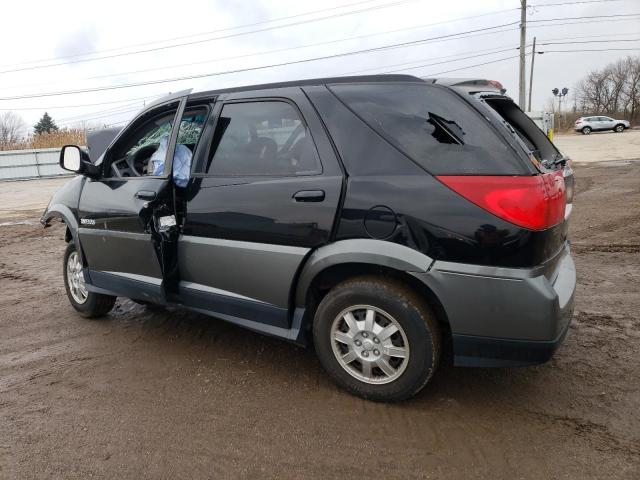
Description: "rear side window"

(330, 83), (526, 175)
(202, 101), (321, 176)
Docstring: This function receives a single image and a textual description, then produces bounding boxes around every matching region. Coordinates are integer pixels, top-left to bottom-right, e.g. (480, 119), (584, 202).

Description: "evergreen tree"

(33, 112), (58, 135)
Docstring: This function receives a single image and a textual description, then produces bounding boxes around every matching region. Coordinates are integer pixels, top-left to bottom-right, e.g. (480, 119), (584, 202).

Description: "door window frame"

(191, 96), (323, 178)
(99, 97), (187, 181)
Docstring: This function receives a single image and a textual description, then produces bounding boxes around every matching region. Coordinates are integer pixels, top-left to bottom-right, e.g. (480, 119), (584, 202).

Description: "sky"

(0, 0), (638, 133)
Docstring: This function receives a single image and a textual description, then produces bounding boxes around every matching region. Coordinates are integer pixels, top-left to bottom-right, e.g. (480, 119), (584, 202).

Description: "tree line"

(0, 111), (86, 151)
(575, 55), (640, 123)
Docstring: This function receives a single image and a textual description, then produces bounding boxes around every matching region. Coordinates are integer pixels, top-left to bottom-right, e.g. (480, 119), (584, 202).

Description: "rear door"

(178, 88), (343, 328)
(600, 116), (615, 130)
(78, 97), (186, 303)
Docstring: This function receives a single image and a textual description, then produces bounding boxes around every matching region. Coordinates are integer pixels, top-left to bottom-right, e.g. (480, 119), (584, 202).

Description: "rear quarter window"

(329, 83), (528, 175)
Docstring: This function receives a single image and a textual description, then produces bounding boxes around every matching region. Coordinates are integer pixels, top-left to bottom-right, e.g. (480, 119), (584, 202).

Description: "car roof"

(187, 74), (425, 100)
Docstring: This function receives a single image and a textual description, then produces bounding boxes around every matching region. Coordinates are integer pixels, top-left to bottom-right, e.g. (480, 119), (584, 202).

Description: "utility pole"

(519, 0), (527, 109)
(527, 36), (536, 112)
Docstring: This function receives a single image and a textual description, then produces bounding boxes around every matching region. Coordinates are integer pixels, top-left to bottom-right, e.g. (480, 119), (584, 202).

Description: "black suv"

(43, 75), (576, 401)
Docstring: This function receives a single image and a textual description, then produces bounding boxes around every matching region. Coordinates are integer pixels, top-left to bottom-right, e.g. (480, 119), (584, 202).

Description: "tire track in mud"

(523, 408), (640, 459)
(572, 243), (640, 254)
(0, 261), (40, 283)
(573, 176), (595, 196)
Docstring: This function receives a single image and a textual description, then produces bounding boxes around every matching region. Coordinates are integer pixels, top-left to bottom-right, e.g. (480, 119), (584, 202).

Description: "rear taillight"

(436, 172), (566, 230)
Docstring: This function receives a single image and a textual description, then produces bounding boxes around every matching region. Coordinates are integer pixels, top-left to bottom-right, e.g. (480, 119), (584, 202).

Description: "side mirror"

(60, 145), (100, 178)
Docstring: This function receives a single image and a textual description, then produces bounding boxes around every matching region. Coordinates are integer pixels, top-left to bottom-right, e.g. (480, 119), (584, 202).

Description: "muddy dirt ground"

(1, 161), (639, 479)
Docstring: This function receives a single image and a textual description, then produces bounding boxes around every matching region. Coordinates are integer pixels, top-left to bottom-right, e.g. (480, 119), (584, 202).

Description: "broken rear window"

(329, 83), (527, 175)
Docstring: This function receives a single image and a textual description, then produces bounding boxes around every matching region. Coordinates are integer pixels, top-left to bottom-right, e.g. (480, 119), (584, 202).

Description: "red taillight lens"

(436, 172), (566, 230)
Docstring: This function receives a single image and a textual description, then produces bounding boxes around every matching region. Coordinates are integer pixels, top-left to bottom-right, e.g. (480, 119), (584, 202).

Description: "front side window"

(203, 101), (320, 176)
(106, 103), (178, 178)
(149, 108), (208, 187)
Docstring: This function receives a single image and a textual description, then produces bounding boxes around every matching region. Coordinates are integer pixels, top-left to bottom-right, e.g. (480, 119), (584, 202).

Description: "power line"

(58, 106), (143, 125)
(2, 0), (383, 68)
(79, 8), (520, 84)
(426, 54), (524, 76)
(540, 47), (640, 52)
(539, 30), (639, 42)
(0, 95), (162, 111)
(103, 120), (129, 128)
(56, 100), (146, 122)
(381, 47), (520, 73)
(0, 3), (519, 77)
(0, 0), (424, 75)
(541, 38), (640, 45)
(530, 0), (629, 6)
(343, 44), (523, 75)
(0, 24), (525, 97)
(0, 21), (519, 101)
(529, 12), (640, 22)
(527, 16), (640, 28)
(5, 0), (620, 71)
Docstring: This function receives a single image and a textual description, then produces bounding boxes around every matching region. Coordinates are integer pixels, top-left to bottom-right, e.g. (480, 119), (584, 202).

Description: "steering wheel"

(130, 143), (159, 175)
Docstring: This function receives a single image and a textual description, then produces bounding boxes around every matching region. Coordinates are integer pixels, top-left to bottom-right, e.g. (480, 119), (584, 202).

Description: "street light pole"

(519, 0), (527, 109)
(552, 87), (569, 129)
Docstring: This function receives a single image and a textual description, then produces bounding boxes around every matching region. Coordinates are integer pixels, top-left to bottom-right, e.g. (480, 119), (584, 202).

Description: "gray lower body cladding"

(412, 243), (576, 367)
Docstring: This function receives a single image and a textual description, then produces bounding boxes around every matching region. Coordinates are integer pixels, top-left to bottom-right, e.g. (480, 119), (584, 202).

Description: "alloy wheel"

(330, 305), (410, 385)
(66, 251), (88, 304)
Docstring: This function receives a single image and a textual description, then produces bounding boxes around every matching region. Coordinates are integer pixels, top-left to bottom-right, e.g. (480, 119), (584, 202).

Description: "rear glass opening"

(329, 83), (530, 175)
(483, 97), (562, 168)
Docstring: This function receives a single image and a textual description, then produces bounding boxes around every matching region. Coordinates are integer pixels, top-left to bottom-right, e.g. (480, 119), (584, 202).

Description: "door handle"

(135, 190), (156, 201)
(293, 190), (325, 202)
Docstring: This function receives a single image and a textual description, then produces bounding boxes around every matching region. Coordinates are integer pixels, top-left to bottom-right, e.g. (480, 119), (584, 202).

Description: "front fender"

(41, 175), (85, 258)
(294, 239), (434, 307)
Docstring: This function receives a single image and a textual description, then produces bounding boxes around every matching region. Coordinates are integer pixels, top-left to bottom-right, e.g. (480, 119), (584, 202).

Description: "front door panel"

(78, 177), (171, 302)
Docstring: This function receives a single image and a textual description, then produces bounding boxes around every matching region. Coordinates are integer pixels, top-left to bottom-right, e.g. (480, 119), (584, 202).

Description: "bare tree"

(575, 55), (640, 124)
(0, 111), (27, 150)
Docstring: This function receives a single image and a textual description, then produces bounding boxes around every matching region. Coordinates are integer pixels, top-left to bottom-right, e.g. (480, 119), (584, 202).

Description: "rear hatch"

(329, 81), (572, 269)
(462, 92), (574, 275)
(475, 93), (574, 228)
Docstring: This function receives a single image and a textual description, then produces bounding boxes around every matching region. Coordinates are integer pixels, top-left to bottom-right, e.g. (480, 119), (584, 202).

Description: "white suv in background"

(574, 116), (630, 134)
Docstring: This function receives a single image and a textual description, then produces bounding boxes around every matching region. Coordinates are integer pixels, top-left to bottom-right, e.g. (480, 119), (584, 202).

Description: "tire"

(581, 126), (592, 135)
(63, 243), (116, 318)
(614, 124), (625, 133)
(313, 276), (441, 402)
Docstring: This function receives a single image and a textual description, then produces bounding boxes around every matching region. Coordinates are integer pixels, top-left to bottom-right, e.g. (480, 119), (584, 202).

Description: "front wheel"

(313, 276), (441, 402)
(614, 124), (625, 133)
(63, 243), (116, 318)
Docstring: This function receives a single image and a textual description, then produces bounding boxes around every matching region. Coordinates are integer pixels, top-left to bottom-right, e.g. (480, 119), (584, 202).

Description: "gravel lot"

(554, 129), (640, 164)
(1, 132), (639, 479)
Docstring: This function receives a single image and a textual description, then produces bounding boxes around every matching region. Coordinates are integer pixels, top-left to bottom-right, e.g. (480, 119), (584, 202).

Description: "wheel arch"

(42, 204), (84, 262)
(292, 239), (451, 341)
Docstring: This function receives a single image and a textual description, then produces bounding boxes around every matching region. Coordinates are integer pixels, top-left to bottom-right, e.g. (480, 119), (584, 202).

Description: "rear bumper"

(412, 244), (576, 367)
(450, 317), (571, 367)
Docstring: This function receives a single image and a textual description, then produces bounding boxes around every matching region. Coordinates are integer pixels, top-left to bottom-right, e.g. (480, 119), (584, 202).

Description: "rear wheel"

(614, 124), (625, 133)
(63, 243), (116, 318)
(581, 126), (592, 135)
(313, 276), (441, 402)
